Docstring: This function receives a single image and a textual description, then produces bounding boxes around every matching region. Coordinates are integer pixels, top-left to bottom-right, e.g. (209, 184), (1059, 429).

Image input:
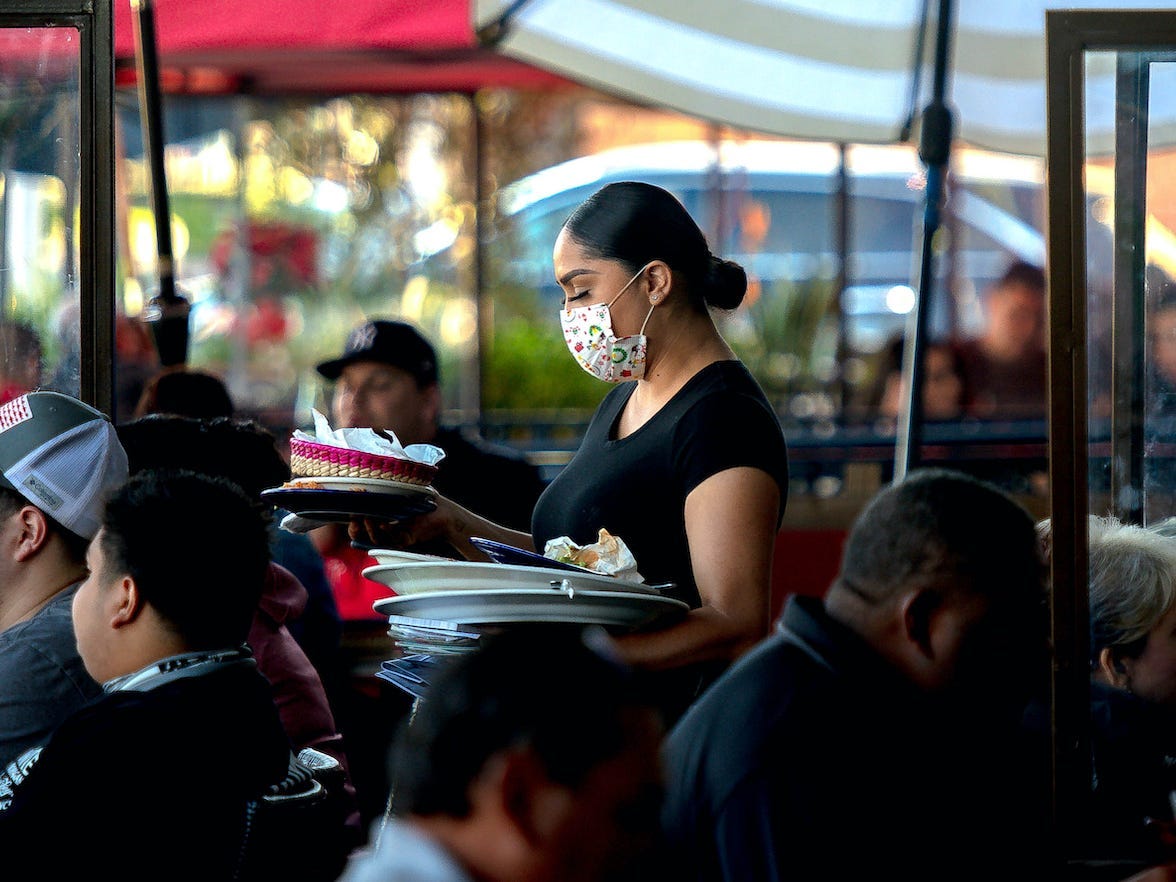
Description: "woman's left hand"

(611, 466), (781, 669)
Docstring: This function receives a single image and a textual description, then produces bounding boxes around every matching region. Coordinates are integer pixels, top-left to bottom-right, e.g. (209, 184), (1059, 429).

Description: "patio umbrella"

(472, 0), (1176, 477)
(111, 0), (566, 95)
(473, 0), (1176, 156)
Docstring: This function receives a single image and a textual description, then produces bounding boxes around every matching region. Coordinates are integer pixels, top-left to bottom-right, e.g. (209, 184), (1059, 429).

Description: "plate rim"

(367, 548), (453, 565)
(280, 476), (437, 495)
(264, 487), (436, 522)
(469, 536), (600, 575)
(374, 586), (687, 604)
(361, 559), (660, 594)
(372, 587), (689, 621)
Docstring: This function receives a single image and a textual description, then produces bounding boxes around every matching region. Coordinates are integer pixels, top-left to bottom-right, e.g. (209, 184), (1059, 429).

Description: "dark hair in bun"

(562, 181), (748, 312)
(705, 255), (748, 311)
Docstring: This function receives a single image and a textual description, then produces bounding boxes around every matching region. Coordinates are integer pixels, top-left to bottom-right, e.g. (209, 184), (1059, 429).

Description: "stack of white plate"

(363, 555), (688, 630)
(385, 613), (483, 655)
(376, 614), (486, 699)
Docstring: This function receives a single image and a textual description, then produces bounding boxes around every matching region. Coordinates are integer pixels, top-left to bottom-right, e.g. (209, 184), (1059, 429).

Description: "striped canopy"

(473, 0), (1176, 157)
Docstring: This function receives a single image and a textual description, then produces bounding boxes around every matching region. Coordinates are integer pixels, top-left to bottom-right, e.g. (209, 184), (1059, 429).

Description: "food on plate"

(544, 528), (644, 581)
(280, 479), (371, 492)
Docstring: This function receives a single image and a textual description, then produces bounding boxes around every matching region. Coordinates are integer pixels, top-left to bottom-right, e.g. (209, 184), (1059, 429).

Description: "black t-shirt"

(532, 360), (788, 609)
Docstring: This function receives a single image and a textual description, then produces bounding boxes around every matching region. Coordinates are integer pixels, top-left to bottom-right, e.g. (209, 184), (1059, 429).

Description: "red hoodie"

(249, 562), (361, 837)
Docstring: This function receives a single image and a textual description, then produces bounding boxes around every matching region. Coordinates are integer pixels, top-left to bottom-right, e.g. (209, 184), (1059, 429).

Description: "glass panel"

(1080, 49), (1176, 872)
(1079, 49), (1126, 870)
(1085, 51), (1116, 521)
(1084, 55), (1176, 524)
(0, 27), (81, 403)
(1144, 62), (1176, 523)
(117, 93), (477, 433)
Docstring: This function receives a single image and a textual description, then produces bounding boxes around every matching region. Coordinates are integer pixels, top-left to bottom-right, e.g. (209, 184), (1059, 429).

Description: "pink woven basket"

(289, 438), (438, 486)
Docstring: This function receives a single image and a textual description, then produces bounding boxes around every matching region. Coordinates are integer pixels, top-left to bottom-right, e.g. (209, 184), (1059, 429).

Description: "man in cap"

(310, 319), (548, 828)
(0, 391), (128, 776)
(311, 319), (545, 621)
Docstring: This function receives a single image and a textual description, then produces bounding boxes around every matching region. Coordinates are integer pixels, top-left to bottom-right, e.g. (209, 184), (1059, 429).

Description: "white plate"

(362, 560), (662, 596)
(281, 476), (436, 496)
(390, 638), (481, 656)
(368, 548), (453, 566)
(372, 588), (689, 629)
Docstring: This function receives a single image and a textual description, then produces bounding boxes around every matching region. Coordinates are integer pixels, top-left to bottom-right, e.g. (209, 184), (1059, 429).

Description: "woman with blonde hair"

(1057, 515), (1176, 866)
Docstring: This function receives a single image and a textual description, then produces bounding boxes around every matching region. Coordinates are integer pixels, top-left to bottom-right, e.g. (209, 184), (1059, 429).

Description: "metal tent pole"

(894, 0), (955, 483)
(130, 0), (189, 367)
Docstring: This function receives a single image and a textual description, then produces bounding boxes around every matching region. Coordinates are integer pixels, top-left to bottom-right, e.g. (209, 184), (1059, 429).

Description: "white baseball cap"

(0, 392), (128, 540)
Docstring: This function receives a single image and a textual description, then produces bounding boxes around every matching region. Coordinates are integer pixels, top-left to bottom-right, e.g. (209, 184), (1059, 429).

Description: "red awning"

(112, 0), (567, 94)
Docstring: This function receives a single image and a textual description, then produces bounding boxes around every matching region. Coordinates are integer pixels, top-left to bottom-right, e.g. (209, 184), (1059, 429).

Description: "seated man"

(0, 391), (127, 772)
(115, 413), (361, 844)
(0, 470), (349, 881)
(312, 319), (547, 621)
(338, 628), (665, 882)
(311, 319), (549, 828)
(661, 467), (1052, 882)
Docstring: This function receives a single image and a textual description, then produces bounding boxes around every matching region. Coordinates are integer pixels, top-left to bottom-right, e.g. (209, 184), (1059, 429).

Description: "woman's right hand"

(349, 494), (460, 550)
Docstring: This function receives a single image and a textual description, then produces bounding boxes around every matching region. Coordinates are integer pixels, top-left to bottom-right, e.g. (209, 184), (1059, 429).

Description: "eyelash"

(567, 290), (590, 303)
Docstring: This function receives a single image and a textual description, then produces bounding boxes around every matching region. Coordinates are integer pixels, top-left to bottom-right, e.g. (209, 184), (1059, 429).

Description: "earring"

(651, 294), (661, 303)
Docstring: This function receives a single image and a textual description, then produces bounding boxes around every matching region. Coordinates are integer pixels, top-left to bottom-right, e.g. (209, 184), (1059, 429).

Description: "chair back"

(232, 748), (352, 882)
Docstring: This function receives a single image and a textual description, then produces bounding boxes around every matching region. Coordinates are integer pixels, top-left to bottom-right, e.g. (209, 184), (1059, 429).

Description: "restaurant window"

(116, 92), (478, 433)
(0, 28), (82, 404)
(0, 2), (114, 413)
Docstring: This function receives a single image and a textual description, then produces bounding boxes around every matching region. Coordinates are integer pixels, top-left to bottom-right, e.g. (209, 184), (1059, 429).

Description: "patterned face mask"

(559, 264), (656, 383)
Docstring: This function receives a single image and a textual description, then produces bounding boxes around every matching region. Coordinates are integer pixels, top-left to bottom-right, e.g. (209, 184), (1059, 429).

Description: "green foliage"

(721, 275), (840, 403)
(482, 310), (604, 410)
(169, 194), (237, 256)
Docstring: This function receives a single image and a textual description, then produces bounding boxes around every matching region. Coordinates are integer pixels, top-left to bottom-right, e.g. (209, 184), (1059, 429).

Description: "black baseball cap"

(315, 319), (438, 386)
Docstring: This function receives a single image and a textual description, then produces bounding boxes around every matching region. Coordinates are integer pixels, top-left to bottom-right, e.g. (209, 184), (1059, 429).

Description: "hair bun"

(705, 255), (748, 310)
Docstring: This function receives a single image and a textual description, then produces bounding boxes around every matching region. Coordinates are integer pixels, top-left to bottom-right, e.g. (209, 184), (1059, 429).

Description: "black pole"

(1110, 54), (1149, 525)
(894, 0), (955, 483)
(834, 143), (851, 415)
(472, 93), (488, 435)
(131, 0), (189, 367)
